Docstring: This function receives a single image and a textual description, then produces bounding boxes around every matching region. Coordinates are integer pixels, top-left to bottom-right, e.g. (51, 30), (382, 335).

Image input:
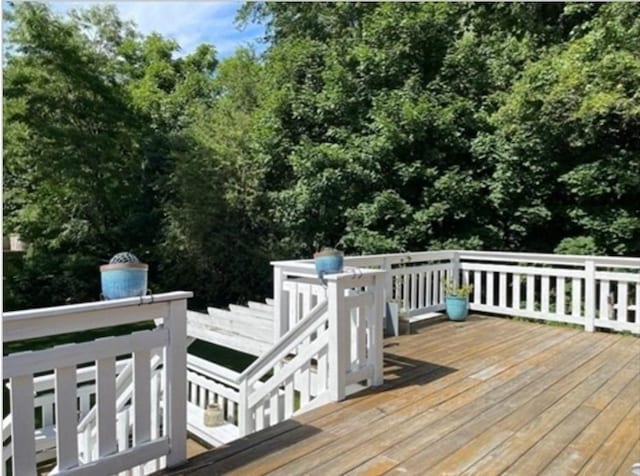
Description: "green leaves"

(5, 2), (639, 310)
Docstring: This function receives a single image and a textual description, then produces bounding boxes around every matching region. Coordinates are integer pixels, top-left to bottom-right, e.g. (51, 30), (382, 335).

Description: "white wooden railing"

(458, 251), (640, 334)
(2, 360), (131, 467)
(274, 252), (455, 335)
(188, 266), (385, 439)
(2, 291), (192, 476)
(273, 250), (639, 335)
(184, 355), (241, 446)
(75, 352), (166, 475)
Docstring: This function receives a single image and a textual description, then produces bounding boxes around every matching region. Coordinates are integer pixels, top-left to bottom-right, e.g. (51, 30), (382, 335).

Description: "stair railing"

(190, 267), (386, 438)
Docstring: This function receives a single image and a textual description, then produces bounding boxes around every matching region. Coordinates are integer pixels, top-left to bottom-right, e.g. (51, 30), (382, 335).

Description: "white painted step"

(228, 304), (273, 320)
(247, 301), (274, 313)
(187, 311), (271, 357)
(186, 402), (240, 447)
(206, 308), (273, 339)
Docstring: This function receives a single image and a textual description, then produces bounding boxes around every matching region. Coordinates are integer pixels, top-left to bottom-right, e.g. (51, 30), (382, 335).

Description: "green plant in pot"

(443, 278), (473, 321)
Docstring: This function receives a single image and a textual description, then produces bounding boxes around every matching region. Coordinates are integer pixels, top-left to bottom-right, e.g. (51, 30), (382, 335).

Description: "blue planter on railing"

(445, 295), (469, 321)
(100, 254), (149, 300)
(314, 248), (344, 285)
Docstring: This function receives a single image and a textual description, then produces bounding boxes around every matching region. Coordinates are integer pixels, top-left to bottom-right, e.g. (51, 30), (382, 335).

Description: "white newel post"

(451, 251), (460, 289)
(328, 278), (347, 401)
(372, 273), (385, 386)
(165, 299), (188, 468)
(273, 265), (289, 341)
(584, 260), (596, 332)
(382, 257), (398, 336)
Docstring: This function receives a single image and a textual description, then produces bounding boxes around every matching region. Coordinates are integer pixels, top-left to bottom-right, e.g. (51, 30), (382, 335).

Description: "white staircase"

(184, 267), (385, 447)
(186, 300), (274, 357)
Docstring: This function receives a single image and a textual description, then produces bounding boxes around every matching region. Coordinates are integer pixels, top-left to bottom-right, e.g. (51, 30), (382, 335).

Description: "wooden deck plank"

(297, 316), (542, 426)
(366, 334), (622, 475)
(458, 335), (635, 476)
(543, 358), (640, 476)
(577, 402), (640, 476)
(616, 438), (640, 476)
(157, 317), (640, 476)
(502, 406), (601, 476)
(204, 319), (549, 475)
(431, 336), (637, 476)
(540, 373), (640, 475)
(271, 326), (587, 474)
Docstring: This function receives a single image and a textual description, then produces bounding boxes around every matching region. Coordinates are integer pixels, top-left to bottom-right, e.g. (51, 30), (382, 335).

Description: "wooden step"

(247, 301), (274, 313)
(399, 312), (446, 334)
(227, 304), (273, 321)
(205, 309), (273, 341)
(187, 312), (271, 357)
(186, 402), (240, 447)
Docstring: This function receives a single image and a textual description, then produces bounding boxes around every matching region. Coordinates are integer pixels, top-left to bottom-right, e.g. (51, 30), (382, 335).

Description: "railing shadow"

(159, 419), (322, 475)
(159, 353), (458, 475)
(381, 352), (457, 387)
(159, 353), (457, 475)
(343, 352), (457, 404)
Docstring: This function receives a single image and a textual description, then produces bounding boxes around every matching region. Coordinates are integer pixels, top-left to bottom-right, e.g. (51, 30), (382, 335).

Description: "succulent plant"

(109, 252), (141, 264)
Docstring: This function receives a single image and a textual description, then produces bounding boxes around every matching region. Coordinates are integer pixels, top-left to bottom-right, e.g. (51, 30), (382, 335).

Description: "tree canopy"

(4, 2), (639, 310)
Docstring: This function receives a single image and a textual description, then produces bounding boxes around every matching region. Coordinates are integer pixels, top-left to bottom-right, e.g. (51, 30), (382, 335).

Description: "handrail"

(456, 250), (640, 268)
(239, 300), (328, 383)
(273, 251), (639, 269)
(3, 291), (193, 343)
(271, 250), (455, 269)
(2, 291), (192, 321)
(186, 354), (241, 388)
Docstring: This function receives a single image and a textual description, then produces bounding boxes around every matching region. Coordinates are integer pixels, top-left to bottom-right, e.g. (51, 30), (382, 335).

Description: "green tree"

(479, 3), (640, 254)
(159, 48), (272, 307)
(3, 4), (217, 308)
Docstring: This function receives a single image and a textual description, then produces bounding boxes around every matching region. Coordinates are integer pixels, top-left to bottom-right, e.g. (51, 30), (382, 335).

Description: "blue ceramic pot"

(314, 249), (344, 284)
(100, 263), (148, 300)
(445, 295), (469, 321)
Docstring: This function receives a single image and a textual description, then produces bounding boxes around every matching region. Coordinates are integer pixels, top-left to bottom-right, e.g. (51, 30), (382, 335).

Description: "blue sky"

(52, 2), (266, 59)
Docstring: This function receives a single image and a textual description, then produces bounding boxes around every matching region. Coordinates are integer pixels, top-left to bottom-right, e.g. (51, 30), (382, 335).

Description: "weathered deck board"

(163, 316), (640, 476)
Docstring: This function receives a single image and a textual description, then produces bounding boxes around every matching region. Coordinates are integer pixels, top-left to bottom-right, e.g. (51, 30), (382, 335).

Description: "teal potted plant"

(443, 278), (473, 321)
(313, 247), (344, 285)
(100, 252), (149, 300)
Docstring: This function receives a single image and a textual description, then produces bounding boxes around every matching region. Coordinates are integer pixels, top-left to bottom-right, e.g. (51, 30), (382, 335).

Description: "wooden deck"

(165, 315), (640, 476)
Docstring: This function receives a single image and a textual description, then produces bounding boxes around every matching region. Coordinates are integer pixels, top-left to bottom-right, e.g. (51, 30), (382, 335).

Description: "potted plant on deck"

(443, 278), (473, 321)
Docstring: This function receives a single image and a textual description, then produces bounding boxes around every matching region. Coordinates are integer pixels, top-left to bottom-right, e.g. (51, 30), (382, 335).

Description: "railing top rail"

(3, 291), (193, 343)
(273, 250), (639, 270)
(272, 261), (385, 280)
(187, 354), (241, 389)
(3, 291), (193, 321)
(271, 250), (455, 268)
(457, 250), (640, 268)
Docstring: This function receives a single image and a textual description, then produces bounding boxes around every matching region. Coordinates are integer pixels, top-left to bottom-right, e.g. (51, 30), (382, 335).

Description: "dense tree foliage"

(3, 3), (639, 310)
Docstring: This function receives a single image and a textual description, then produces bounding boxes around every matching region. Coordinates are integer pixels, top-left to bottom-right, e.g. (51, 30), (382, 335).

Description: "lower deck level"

(168, 315), (640, 475)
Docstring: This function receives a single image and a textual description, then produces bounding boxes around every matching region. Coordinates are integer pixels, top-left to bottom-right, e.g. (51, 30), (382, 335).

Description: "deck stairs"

(186, 299), (275, 357)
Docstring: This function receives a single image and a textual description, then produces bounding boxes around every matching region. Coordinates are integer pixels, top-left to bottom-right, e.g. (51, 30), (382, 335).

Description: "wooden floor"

(165, 315), (640, 476)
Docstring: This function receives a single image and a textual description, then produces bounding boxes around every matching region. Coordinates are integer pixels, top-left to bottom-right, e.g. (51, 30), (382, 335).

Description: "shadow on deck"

(160, 315), (640, 476)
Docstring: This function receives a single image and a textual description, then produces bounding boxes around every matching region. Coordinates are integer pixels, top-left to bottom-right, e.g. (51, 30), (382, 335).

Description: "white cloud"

(53, 1), (264, 58)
